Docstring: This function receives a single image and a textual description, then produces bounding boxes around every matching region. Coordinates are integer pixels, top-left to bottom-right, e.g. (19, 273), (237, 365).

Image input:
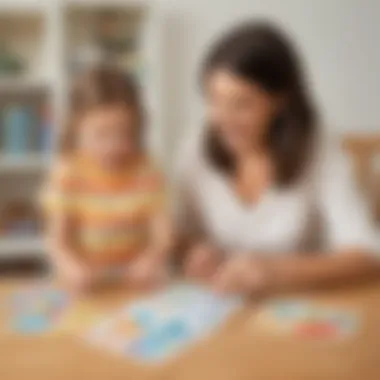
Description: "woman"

(177, 21), (379, 295)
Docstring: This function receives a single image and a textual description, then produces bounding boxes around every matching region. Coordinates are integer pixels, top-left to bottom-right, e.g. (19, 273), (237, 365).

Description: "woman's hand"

(212, 256), (272, 295)
(127, 251), (168, 289)
(185, 242), (223, 280)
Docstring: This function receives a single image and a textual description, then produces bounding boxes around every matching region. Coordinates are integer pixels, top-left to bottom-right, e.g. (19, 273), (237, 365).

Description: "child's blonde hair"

(61, 65), (144, 153)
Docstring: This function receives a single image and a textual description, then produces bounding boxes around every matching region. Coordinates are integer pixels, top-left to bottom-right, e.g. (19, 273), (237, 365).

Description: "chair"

(342, 134), (380, 224)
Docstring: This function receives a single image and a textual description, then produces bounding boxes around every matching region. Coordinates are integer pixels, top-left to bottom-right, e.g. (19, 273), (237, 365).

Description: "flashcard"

(9, 284), (70, 334)
(252, 299), (359, 339)
(87, 282), (242, 362)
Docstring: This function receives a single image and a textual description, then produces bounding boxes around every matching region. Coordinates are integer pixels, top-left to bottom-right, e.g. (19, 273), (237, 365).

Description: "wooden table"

(1, 279), (380, 380)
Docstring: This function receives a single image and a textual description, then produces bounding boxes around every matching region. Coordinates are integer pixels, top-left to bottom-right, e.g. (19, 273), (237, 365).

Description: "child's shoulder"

(137, 156), (166, 186)
(138, 155), (164, 175)
(49, 155), (83, 185)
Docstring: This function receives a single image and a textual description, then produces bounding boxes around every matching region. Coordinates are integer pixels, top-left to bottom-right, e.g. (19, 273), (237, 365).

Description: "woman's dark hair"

(202, 21), (318, 187)
(61, 65), (144, 153)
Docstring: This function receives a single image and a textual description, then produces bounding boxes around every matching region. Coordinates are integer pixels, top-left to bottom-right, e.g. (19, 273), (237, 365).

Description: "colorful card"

(253, 299), (359, 339)
(57, 302), (105, 334)
(87, 282), (242, 362)
(9, 284), (71, 334)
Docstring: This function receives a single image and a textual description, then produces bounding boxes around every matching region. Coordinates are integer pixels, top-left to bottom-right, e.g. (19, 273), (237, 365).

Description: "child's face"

(77, 104), (140, 168)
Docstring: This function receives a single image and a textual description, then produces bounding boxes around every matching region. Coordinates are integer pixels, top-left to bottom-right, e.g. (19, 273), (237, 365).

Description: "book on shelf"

(0, 101), (53, 158)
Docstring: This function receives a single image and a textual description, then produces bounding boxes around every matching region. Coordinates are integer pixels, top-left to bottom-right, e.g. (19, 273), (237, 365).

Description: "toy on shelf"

(0, 200), (41, 237)
(68, 9), (142, 79)
(0, 43), (25, 77)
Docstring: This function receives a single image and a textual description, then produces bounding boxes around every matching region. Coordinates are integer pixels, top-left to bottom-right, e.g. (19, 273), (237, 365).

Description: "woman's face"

(205, 69), (281, 155)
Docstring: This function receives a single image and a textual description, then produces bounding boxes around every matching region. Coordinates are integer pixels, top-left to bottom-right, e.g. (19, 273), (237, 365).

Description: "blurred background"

(0, 0), (378, 273)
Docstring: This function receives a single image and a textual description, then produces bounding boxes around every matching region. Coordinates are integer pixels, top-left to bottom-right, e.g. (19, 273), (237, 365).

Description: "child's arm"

(127, 211), (173, 286)
(45, 212), (91, 289)
(127, 167), (174, 286)
(144, 167), (174, 261)
(146, 211), (173, 261)
(42, 160), (91, 290)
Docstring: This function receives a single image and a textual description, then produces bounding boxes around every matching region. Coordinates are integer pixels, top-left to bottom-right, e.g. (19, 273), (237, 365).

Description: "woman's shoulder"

(175, 127), (207, 175)
(311, 130), (352, 174)
(303, 129), (358, 196)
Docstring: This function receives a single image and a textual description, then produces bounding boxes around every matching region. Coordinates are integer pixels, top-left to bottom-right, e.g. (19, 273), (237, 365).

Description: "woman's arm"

(268, 250), (380, 292)
(213, 250), (380, 295)
(260, 142), (380, 293)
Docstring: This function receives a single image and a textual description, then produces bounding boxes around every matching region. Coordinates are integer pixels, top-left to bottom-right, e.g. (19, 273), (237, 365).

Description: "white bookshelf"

(0, 236), (45, 258)
(0, 0), (163, 259)
(0, 154), (49, 172)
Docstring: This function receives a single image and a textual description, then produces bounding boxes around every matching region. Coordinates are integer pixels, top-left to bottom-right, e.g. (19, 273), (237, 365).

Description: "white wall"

(158, 0), (380, 165)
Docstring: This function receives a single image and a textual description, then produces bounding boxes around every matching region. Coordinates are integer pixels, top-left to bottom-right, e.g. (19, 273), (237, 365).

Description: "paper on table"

(87, 282), (243, 362)
(252, 299), (359, 339)
(8, 284), (71, 335)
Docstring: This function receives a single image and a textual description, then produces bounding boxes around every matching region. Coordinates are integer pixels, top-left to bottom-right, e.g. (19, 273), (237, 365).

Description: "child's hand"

(58, 258), (93, 292)
(212, 256), (271, 295)
(185, 242), (222, 280)
(127, 252), (168, 289)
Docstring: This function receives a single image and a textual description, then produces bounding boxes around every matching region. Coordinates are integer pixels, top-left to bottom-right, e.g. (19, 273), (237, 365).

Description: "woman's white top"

(176, 130), (379, 257)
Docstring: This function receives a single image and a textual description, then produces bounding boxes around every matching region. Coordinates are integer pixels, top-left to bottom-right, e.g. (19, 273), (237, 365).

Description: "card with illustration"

(87, 282), (242, 362)
(57, 302), (105, 334)
(253, 299), (359, 339)
(9, 284), (71, 335)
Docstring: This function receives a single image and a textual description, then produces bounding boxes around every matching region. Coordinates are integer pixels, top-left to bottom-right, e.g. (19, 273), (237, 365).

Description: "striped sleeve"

(140, 163), (168, 214)
(40, 159), (79, 217)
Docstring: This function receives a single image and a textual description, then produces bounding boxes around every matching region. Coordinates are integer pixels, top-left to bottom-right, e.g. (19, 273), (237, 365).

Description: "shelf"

(0, 236), (45, 258)
(0, 0), (163, 173)
(0, 1), (47, 15)
(0, 154), (51, 172)
(66, 0), (150, 9)
(0, 78), (51, 94)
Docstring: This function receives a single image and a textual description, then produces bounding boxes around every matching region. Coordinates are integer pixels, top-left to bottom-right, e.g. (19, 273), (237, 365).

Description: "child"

(42, 66), (172, 291)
